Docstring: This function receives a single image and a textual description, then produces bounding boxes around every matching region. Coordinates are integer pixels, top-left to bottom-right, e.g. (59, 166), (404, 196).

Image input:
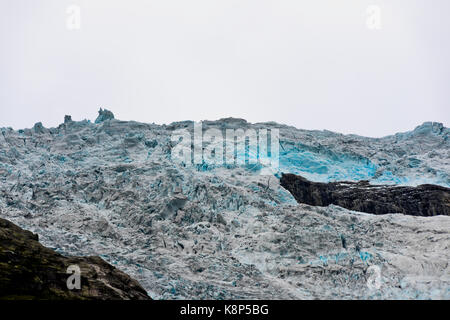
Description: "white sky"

(0, 0), (449, 137)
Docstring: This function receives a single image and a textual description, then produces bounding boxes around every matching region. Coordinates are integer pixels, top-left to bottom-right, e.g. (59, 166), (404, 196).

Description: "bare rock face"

(280, 173), (450, 216)
(0, 218), (150, 300)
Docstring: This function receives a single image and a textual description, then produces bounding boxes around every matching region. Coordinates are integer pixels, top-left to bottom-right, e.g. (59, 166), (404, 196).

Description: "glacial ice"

(95, 108), (115, 124)
(278, 143), (378, 183)
(165, 120), (450, 187)
(0, 114), (449, 299)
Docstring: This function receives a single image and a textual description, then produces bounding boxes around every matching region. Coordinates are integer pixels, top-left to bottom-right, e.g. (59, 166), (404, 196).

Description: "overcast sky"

(0, 0), (449, 137)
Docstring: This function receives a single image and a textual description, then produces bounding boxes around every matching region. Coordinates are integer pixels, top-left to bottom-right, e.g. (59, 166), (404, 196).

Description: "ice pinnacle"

(95, 108), (115, 123)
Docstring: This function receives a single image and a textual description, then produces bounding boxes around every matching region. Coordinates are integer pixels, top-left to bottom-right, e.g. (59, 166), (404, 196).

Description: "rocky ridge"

(0, 217), (150, 300)
(280, 173), (450, 216)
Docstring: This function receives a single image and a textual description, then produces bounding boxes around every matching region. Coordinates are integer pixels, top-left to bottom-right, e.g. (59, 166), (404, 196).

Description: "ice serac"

(0, 218), (150, 300)
(95, 108), (115, 123)
(280, 173), (450, 216)
(64, 115), (73, 123)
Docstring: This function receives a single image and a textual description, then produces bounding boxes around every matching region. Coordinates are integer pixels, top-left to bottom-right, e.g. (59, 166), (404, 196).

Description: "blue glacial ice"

(279, 142), (377, 183)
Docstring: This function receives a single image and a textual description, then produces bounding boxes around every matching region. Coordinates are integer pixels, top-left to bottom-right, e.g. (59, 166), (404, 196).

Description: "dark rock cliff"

(280, 173), (450, 216)
(0, 218), (150, 300)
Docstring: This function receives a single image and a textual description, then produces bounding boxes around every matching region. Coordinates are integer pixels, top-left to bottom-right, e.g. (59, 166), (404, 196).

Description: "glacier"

(0, 112), (449, 299)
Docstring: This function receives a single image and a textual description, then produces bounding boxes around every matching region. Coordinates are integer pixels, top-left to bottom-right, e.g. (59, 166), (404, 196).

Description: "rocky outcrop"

(280, 173), (450, 216)
(0, 218), (150, 300)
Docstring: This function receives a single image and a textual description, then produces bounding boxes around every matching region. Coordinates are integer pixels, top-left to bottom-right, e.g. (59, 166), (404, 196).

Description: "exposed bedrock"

(280, 173), (450, 216)
(0, 218), (150, 300)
